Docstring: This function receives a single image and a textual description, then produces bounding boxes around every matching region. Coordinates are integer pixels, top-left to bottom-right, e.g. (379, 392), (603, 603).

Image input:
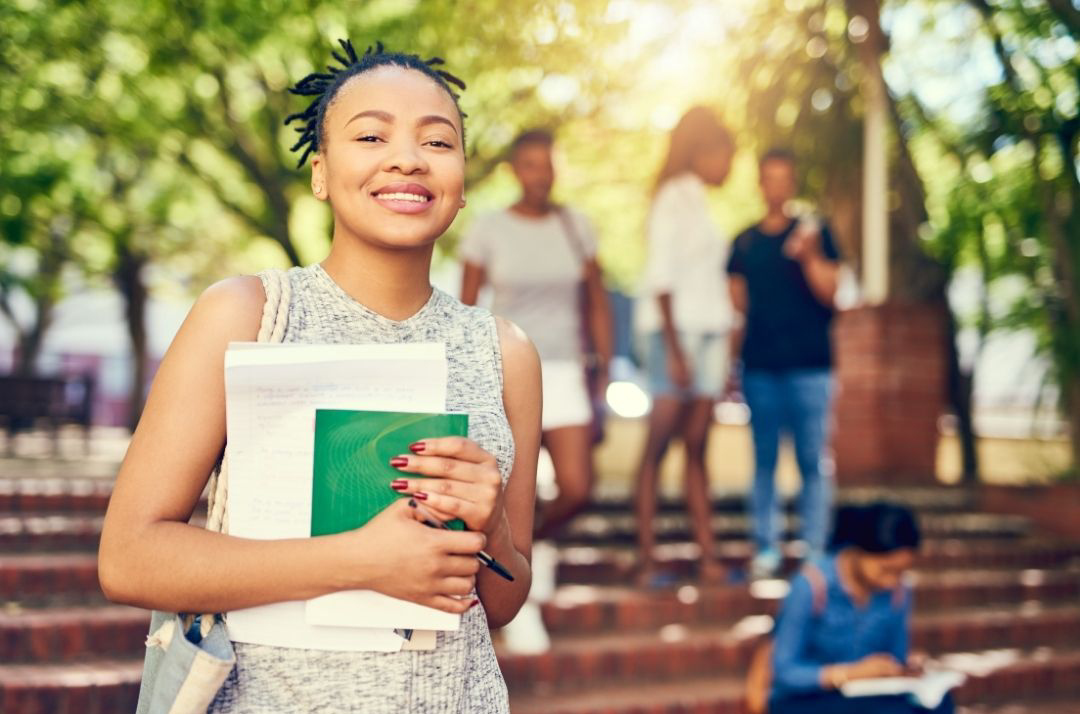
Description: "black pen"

(408, 498), (515, 582)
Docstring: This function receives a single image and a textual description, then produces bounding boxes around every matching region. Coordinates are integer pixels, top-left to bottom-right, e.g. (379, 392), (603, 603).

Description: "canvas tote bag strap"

(196, 269), (291, 634)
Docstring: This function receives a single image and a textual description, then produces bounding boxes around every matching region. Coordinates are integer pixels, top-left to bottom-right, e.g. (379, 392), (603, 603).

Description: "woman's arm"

(771, 575), (829, 696)
(460, 261), (486, 306)
(658, 293), (690, 390)
(385, 317), (541, 627)
(583, 257), (614, 371)
(98, 277), (484, 615)
(479, 318), (540, 626)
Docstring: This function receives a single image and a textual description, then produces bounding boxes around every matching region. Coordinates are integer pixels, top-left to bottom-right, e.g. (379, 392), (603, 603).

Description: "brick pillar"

(831, 303), (947, 485)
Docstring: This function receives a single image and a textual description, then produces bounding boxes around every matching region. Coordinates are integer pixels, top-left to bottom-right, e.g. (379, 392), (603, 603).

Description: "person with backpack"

(761, 503), (954, 714)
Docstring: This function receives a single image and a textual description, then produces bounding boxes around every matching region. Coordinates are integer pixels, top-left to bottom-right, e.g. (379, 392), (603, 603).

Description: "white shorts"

(540, 359), (592, 431)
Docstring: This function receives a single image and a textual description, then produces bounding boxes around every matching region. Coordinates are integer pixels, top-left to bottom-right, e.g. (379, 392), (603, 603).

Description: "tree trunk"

(944, 309), (979, 483)
(114, 245), (149, 431)
(13, 303), (51, 377)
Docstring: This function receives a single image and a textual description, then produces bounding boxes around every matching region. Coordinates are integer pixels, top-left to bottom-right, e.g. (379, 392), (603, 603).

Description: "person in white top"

(633, 106), (736, 586)
(461, 129), (613, 539)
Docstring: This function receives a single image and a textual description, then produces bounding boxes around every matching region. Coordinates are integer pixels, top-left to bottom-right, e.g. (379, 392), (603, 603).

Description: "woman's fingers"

(411, 491), (485, 527)
(438, 576), (477, 597)
(427, 595), (480, 615)
(438, 554), (482, 577)
(409, 436), (496, 466)
(391, 452), (500, 488)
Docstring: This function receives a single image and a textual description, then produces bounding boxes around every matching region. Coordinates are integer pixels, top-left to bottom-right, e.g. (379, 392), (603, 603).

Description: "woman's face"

(311, 65), (466, 250)
(693, 145), (732, 186)
(511, 142), (555, 207)
(854, 548), (916, 592)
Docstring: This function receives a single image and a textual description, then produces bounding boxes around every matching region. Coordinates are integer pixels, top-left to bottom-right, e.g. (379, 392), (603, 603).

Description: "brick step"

(0, 658), (142, 714)
(0, 479), (973, 515)
(0, 479), (115, 513)
(498, 606), (1080, 695)
(0, 605), (150, 663)
(0, 512), (208, 554)
(4, 540), (1077, 607)
(542, 569), (1080, 635)
(582, 487), (976, 514)
(555, 512), (1031, 547)
(556, 539), (1080, 584)
(0, 553), (106, 606)
(0, 514), (104, 553)
(508, 649), (1080, 714)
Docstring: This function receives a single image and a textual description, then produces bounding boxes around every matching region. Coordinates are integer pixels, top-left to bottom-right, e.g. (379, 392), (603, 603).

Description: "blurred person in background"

(633, 107), (736, 586)
(727, 148), (841, 579)
(461, 129), (613, 653)
(461, 128), (613, 539)
(769, 503), (952, 714)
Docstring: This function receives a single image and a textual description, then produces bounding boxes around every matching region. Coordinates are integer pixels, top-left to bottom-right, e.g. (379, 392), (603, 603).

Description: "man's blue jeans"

(742, 368), (834, 555)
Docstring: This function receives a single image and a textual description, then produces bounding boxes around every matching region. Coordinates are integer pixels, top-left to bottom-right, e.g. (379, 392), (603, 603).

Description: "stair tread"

(0, 658), (143, 685)
(509, 648), (1080, 712)
(500, 603), (1080, 658)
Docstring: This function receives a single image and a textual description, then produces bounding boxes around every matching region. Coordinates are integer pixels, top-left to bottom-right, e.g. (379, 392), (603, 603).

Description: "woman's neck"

(835, 550), (871, 606)
(320, 235), (435, 322)
(760, 208), (792, 234)
(511, 198), (553, 218)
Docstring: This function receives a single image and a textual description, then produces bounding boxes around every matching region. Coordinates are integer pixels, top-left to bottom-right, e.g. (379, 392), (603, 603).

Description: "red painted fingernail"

(414, 491), (428, 501)
(409, 441), (426, 454)
(390, 456), (408, 468)
(468, 599), (480, 609)
(390, 479), (408, 490)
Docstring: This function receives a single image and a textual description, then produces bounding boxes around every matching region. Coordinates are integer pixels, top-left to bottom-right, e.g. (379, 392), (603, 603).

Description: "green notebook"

(311, 409), (469, 537)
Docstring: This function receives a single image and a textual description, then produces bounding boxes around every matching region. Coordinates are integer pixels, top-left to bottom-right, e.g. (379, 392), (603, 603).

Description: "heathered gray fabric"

(208, 264), (513, 714)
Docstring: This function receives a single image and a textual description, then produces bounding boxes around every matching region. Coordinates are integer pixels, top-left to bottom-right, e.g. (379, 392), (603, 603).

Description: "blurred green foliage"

(0, 0), (1077, 451)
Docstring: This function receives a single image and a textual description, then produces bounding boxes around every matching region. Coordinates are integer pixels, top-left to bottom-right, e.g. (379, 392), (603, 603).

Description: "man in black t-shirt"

(726, 148), (841, 578)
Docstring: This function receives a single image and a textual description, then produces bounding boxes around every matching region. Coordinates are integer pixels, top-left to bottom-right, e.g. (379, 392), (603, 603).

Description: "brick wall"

(832, 303), (947, 484)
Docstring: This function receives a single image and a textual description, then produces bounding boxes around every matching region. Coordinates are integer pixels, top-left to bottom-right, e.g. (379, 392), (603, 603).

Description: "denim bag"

(135, 269), (290, 714)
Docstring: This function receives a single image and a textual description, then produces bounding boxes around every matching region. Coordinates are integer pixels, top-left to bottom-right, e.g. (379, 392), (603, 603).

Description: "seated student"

(769, 503), (953, 714)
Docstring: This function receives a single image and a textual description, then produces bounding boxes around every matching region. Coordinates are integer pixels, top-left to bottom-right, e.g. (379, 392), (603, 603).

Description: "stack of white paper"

(841, 669), (966, 709)
(222, 342), (459, 652)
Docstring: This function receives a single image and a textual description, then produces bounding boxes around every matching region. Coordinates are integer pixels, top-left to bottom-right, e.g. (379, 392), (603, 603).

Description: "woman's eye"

(356, 134), (382, 143)
(427, 140), (453, 149)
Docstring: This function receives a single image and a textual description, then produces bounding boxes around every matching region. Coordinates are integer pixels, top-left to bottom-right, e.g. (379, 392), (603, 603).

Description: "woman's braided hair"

(285, 39), (467, 168)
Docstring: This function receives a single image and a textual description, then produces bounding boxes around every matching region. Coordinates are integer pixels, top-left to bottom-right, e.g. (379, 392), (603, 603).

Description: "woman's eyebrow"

(417, 115), (459, 136)
(346, 109), (394, 126)
(345, 109), (458, 136)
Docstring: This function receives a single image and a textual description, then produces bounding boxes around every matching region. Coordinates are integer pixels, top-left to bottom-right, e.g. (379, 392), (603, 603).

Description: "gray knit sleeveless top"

(208, 264), (513, 714)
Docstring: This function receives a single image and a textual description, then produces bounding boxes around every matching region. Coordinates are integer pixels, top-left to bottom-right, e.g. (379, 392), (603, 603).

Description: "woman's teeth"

(376, 192), (430, 202)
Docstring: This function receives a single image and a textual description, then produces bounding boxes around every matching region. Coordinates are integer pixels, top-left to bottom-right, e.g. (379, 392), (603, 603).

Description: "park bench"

(0, 374), (95, 455)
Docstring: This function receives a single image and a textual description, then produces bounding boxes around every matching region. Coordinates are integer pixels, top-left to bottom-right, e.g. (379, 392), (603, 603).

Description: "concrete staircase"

(1, 477), (1078, 713)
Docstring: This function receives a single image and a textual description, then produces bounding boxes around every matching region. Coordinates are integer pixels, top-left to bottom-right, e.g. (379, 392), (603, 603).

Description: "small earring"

(314, 184), (324, 196)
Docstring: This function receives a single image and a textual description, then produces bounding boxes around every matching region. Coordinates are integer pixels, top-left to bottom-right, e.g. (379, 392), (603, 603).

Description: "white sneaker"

(750, 549), (782, 580)
(529, 539), (559, 604)
(500, 600), (550, 654)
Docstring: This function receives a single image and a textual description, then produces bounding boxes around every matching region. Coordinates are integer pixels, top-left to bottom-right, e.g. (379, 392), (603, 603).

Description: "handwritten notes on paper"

(222, 342), (456, 651)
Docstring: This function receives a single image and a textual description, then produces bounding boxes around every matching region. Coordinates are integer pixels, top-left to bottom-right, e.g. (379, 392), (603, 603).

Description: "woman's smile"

(372, 181), (436, 214)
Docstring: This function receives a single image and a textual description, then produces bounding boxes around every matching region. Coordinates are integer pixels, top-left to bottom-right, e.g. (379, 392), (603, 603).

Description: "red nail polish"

(390, 456), (408, 468)
(390, 479), (408, 490)
(409, 441), (426, 454)
(468, 599), (480, 609)
(414, 491), (428, 501)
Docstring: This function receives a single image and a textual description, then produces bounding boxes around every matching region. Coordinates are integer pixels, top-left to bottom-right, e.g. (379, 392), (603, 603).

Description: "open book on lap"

(841, 670), (966, 709)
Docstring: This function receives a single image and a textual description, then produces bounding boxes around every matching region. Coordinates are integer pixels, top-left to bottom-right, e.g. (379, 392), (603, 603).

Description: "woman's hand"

(847, 653), (905, 680)
(388, 436), (506, 537)
(340, 499), (484, 614)
(667, 348), (692, 391)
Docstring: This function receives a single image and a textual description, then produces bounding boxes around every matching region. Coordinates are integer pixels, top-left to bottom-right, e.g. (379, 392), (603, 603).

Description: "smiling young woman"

(97, 40), (541, 713)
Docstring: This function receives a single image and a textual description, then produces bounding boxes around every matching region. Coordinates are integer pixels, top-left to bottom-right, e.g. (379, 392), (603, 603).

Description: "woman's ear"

(459, 193), (467, 208)
(311, 155), (328, 201)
